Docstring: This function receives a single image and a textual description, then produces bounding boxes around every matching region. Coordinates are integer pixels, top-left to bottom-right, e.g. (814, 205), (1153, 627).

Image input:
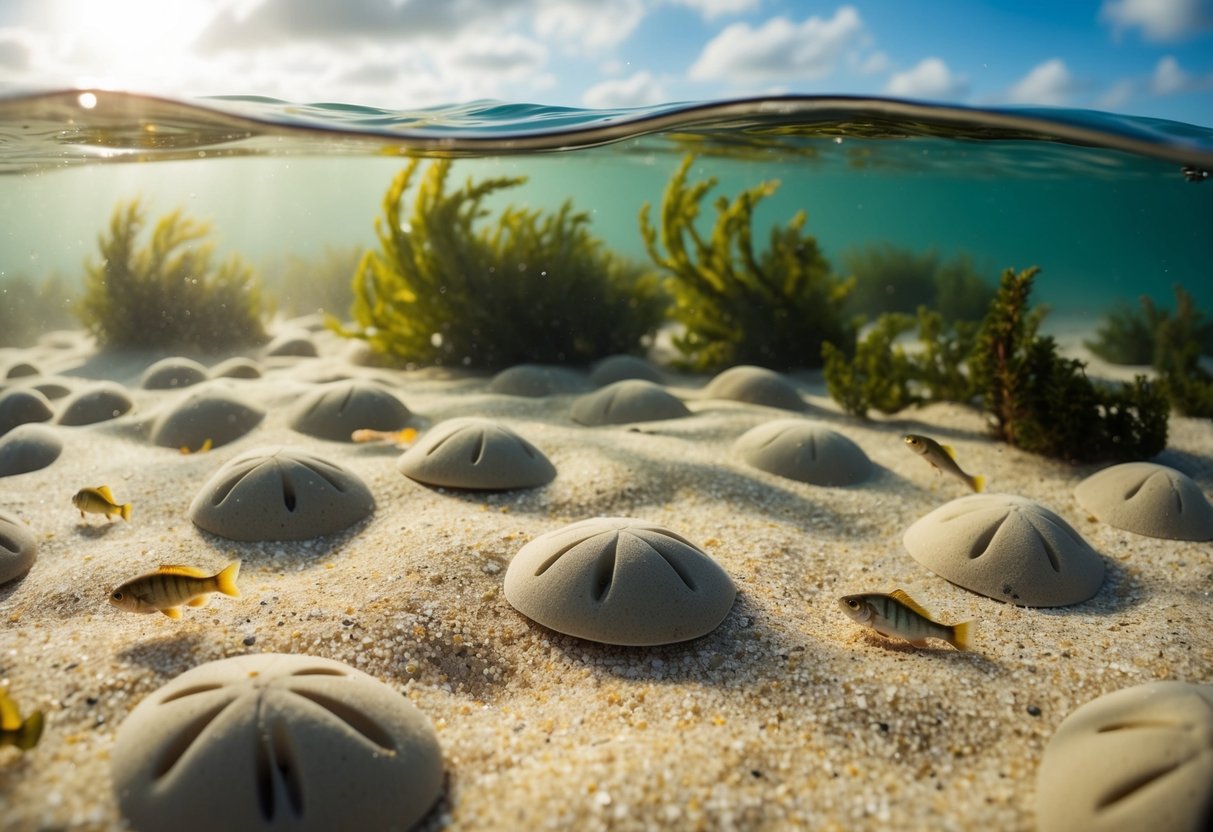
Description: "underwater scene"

(2, 89), (1213, 831)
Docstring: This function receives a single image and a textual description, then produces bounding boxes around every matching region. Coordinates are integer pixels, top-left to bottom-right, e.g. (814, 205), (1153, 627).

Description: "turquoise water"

(1, 89), (1211, 330)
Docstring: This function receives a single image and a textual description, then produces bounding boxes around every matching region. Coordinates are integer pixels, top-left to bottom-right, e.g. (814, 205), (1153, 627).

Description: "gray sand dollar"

(150, 387), (265, 450)
(289, 380), (413, 441)
(56, 382), (134, 426)
(704, 365), (806, 411)
(589, 355), (664, 387)
(735, 419), (871, 486)
(190, 446), (374, 541)
(140, 357), (209, 389)
(903, 493), (1104, 607)
(0, 509), (36, 584)
(209, 356), (263, 379)
(504, 517), (736, 646)
(571, 380), (690, 426)
(0, 423), (63, 477)
(490, 364), (588, 397)
(397, 417), (555, 490)
(111, 653), (444, 832)
(1035, 680), (1213, 832)
(0, 388), (54, 436)
(1075, 462), (1213, 541)
(265, 331), (318, 357)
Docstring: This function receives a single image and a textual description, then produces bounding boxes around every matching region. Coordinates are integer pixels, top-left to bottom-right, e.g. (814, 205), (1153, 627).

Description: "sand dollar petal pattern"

(504, 517), (736, 646)
(397, 417), (555, 490)
(735, 419), (872, 486)
(0, 509), (37, 584)
(150, 387), (265, 450)
(289, 380), (413, 441)
(1036, 681), (1213, 832)
(190, 446), (374, 541)
(0, 423), (63, 477)
(140, 357), (209, 390)
(903, 493), (1104, 607)
(111, 653), (444, 832)
(1075, 462), (1213, 541)
(704, 365), (806, 411)
(571, 380), (690, 426)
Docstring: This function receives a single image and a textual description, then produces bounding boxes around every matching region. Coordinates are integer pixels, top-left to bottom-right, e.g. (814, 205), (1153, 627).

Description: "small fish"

(109, 561), (241, 619)
(903, 434), (985, 492)
(840, 589), (974, 651)
(351, 427), (418, 445)
(0, 687), (44, 751)
(72, 485), (132, 522)
(179, 438), (214, 455)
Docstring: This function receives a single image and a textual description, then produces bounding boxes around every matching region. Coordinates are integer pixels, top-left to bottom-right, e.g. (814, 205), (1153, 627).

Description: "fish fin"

(160, 606), (183, 620)
(187, 595), (209, 608)
(200, 438), (213, 451)
(951, 620), (975, 651)
(16, 711), (44, 750)
(940, 444), (956, 460)
(156, 565), (210, 578)
(908, 637), (930, 648)
(970, 475), (986, 493)
(120, 503), (132, 521)
(215, 560), (241, 598)
(96, 485), (115, 501)
(0, 691), (21, 732)
(888, 589), (933, 618)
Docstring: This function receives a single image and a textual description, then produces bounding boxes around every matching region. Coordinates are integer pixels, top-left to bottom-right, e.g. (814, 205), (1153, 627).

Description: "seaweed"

(842, 244), (994, 323)
(640, 154), (855, 371)
(335, 160), (663, 369)
(266, 245), (363, 318)
(822, 313), (919, 417)
(77, 199), (267, 350)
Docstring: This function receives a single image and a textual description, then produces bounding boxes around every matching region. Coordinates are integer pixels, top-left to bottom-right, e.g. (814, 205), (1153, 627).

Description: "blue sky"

(0, 0), (1211, 125)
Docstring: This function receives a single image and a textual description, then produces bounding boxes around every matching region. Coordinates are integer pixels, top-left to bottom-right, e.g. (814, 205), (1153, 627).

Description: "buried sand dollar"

(111, 653), (443, 832)
(1075, 461), (1213, 541)
(289, 379), (413, 441)
(0, 509), (37, 584)
(703, 365), (807, 412)
(0, 423), (63, 477)
(735, 419), (872, 486)
(490, 364), (588, 397)
(571, 380), (690, 426)
(903, 493), (1104, 607)
(149, 387), (265, 450)
(56, 382), (134, 426)
(397, 417), (555, 490)
(190, 446), (374, 541)
(139, 356), (209, 390)
(1035, 681), (1213, 832)
(504, 517), (736, 646)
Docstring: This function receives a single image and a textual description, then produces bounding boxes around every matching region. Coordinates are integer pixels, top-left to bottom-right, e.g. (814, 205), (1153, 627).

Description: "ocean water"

(1, 89), (1211, 346)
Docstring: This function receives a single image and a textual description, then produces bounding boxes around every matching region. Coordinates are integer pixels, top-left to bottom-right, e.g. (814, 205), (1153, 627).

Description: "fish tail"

(17, 711), (44, 751)
(216, 560), (242, 598)
(120, 503), (133, 521)
(969, 474), (986, 493)
(950, 620), (976, 651)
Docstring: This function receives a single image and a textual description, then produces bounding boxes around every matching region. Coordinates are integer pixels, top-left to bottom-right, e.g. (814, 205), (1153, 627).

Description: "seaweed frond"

(823, 313), (919, 417)
(77, 199), (267, 350)
(336, 160), (663, 369)
(640, 154), (855, 371)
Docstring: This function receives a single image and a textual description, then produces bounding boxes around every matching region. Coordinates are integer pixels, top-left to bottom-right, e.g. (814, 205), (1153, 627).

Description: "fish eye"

(111, 591), (122, 601)
(846, 599), (860, 609)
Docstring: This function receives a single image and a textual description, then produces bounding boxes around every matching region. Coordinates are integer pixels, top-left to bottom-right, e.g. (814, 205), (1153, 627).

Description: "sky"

(0, 0), (1211, 125)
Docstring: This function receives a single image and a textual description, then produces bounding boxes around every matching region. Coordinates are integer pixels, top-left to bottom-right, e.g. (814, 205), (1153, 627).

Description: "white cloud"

(856, 51), (890, 75)
(688, 5), (867, 84)
(671, 0), (760, 20)
(535, 0), (646, 52)
(1101, 0), (1213, 41)
(1007, 58), (1079, 105)
(1152, 55), (1191, 94)
(582, 70), (665, 108)
(884, 58), (967, 100)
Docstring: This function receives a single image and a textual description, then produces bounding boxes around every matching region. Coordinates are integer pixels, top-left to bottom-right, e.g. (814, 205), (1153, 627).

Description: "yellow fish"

(179, 438), (214, 455)
(72, 485), (132, 522)
(840, 589), (974, 651)
(109, 561), (241, 619)
(351, 427), (418, 445)
(0, 687), (44, 752)
(903, 434), (985, 492)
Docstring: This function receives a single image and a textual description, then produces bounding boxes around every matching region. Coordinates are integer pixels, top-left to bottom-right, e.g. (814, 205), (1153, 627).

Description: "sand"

(1, 325), (1211, 831)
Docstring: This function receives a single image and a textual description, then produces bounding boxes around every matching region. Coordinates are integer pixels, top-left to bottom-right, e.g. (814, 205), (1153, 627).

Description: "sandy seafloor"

(1, 324), (1211, 832)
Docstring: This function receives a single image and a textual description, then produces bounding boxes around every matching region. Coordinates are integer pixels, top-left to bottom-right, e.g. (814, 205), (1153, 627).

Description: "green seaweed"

(843, 244), (994, 323)
(822, 313), (918, 417)
(77, 199), (267, 350)
(640, 154), (855, 371)
(336, 159), (663, 369)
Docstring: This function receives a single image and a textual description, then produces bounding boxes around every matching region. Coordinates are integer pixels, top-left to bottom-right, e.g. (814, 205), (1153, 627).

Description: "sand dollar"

(735, 419), (872, 486)
(1036, 681), (1213, 832)
(1075, 462), (1213, 541)
(264, 331), (318, 357)
(903, 493), (1104, 607)
(0, 423), (63, 477)
(190, 446), (374, 541)
(704, 365), (806, 411)
(571, 380), (690, 426)
(0, 388), (54, 436)
(210, 357), (264, 379)
(489, 364), (588, 397)
(289, 380), (413, 441)
(150, 387), (265, 450)
(504, 517), (736, 646)
(0, 509), (36, 584)
(589, 355), (664, 387)
(56, 382), (134, 426)
(397, 417), (555, 490)
(111, 653), (443, 832)
(140, 357), (209, 390)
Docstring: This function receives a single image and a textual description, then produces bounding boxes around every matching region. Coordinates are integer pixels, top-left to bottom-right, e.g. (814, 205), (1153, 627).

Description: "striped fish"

(840, 589), (974, 650)
(109, 561), (241, 619)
